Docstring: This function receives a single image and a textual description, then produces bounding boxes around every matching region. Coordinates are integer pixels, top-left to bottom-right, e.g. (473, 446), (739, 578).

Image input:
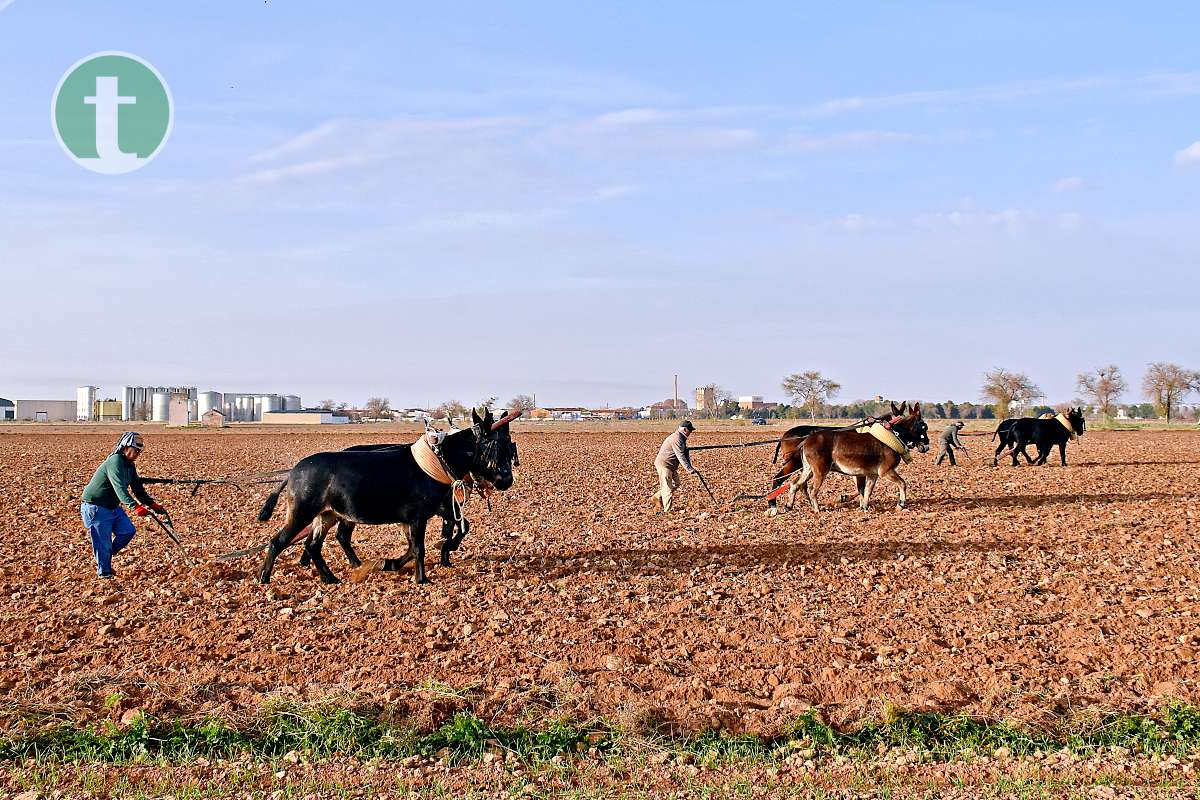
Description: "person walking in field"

(936, 421), (968, 466)
(651, 420), (698, 512)
(80, 432), (165, 578)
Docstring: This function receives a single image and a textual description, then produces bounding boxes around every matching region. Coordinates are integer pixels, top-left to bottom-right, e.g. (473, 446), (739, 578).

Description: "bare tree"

(364, 396), (391, 420)
(433, 399), (468, 422)
(508, 394), (536, 412)
(981, 368), (1042, 419)
(1076, 365), (1126, 419)
(318, 399), (335, 411)
(1142, 362), (1199, 424)
(781, 371), (842, 420)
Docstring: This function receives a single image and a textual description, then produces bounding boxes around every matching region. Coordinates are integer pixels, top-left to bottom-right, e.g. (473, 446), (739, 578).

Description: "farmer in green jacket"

(80, 432), (164, 578)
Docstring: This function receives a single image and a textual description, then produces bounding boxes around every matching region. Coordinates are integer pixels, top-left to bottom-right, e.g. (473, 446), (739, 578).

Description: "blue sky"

(1, 2), (1197, 408)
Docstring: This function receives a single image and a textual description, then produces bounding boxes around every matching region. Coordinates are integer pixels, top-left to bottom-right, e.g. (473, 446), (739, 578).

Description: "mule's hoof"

(320, 574), (340, 585)
(766, 507), (778, 517)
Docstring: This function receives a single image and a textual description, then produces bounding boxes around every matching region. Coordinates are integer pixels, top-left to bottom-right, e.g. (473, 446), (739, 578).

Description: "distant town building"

(694, 387), (715, 413)
(529, 407), (586, 420)
(649, 398), (689, 418)
(0, 397), (13, 421)
(589, 407), (636, 420)
(738, 395), (765, 410)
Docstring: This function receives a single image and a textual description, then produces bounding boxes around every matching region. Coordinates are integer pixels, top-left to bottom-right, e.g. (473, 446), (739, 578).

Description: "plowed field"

(2, 427), (1198, 735)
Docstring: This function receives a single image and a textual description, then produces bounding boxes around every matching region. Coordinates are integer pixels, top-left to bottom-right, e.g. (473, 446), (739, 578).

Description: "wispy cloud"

(0, 1), (16, 12)
(778, 130), (915, 153)
(804, 73), (1200, 118)
(540, 107), (761, 157)
(1174, 141), (1200, 166)
(1051, 176), (1089, 193)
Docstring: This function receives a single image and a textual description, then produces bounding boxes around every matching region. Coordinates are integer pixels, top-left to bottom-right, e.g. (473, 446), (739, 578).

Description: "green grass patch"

(4, 703), (1200, 767)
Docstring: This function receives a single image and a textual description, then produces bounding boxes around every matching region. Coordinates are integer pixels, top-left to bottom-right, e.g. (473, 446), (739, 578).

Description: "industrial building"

(0, 398), (13, 421)
(14, 399), (76, 421)
(113, 386), (302, 423)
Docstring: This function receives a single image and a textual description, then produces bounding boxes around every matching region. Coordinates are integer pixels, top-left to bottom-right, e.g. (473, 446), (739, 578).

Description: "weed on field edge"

(3, 702), (1200, 766)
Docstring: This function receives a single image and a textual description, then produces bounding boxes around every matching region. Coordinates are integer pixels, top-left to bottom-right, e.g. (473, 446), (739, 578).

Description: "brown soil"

(2, 429), (1198, 734)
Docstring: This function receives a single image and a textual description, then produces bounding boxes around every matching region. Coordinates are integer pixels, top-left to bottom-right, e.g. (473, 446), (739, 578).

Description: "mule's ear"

(912, 402), (921, 415)
(890, 401), (901, 415)
(472, 408), (484, 426)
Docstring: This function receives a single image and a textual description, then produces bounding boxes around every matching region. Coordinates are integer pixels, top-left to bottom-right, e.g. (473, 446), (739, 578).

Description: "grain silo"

(151, 392), (170, 422)
(76, 386), (97, 422)
(198, 391), (223, 419)
(283, 395), (301, 411)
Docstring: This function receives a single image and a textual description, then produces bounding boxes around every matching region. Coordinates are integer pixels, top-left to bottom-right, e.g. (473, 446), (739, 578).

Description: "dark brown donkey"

(767, 402), (906, 512)
(784, 403), (930, 512)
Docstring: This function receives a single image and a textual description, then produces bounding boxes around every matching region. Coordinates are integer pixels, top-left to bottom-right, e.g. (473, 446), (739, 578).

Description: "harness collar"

(857, 421), (914, 463)
(1054, 413), (1078, 440)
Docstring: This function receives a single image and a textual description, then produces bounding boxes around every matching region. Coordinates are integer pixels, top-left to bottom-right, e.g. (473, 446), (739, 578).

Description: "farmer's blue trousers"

(81, 503), (136, 577)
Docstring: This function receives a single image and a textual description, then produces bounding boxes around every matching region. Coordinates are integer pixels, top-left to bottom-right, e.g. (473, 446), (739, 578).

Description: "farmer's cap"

(679, 420), (695, 431)
(113, 431), (144, 454)
(955, 421), (965, 428)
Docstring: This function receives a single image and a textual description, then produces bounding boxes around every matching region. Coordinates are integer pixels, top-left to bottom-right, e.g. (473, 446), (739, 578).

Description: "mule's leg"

(410, 518), (431, 584)
(805, 464), (828, 513)
(1059, 442), (1068, 466)
(440, 516), (469, 567)
(882, 469), (907, 509)
(768, 455), (800, 512)
(859, 476), (876, 512)
(380, 524), (414, 572)
(302, 512), (340, 584)
(854, 476), (867, 501)
(783, 464), (812, 512)
(334, 521), (362, 567)
(992, 435), (1008, 466)
(258, 505), (319, 584)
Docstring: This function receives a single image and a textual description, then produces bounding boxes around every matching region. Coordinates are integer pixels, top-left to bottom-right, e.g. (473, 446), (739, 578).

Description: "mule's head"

(1067, 406), (1086, 436)
(893, 403), (930, 453)
(468, 407), (520, 491)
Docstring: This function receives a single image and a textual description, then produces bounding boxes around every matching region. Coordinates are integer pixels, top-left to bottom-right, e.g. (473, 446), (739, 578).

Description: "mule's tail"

(258, 479), (288, 522)
(991, 425), (1001, 442)
(772, 436), (784, 464)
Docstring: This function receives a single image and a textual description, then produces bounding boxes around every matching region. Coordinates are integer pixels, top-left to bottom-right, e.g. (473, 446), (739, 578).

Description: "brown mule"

(767, 402), (906, 512)
(785, 403), (930, 513)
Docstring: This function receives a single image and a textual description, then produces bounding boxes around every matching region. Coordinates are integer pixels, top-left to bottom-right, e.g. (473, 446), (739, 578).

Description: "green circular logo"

(52, 52), (173, 174)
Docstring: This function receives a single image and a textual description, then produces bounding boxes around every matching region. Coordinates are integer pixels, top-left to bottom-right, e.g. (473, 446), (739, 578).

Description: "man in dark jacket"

(936, 421), (967, 466)
(80, 432), (164, 578)
(650, 420), (697, 512)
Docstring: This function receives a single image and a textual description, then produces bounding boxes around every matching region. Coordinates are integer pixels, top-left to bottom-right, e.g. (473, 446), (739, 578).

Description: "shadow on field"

(943, 491), (1188, 510)
(485, 538), (1020, 580)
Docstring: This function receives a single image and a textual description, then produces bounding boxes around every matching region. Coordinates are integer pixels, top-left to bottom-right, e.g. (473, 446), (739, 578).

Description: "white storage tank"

(77, 386), (97, 422)
(283, 395), (301, 411)
(188, 399), (198, 423)
(263, 395), (282, 413)
(151, 392), (169, 422)
(121, 386), (133, 421)
(237, 396), (252, 421)
(198, 391), (222, 418)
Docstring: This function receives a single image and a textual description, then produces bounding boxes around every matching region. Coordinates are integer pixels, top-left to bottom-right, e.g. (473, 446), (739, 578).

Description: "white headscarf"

(112, 431), (144, 455)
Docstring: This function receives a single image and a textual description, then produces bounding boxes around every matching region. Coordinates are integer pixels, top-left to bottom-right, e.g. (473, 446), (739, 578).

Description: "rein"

(688, 417), (882, 453)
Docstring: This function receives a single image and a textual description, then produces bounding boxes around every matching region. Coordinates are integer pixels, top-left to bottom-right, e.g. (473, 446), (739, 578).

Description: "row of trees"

(776, 362), (1199, 422)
